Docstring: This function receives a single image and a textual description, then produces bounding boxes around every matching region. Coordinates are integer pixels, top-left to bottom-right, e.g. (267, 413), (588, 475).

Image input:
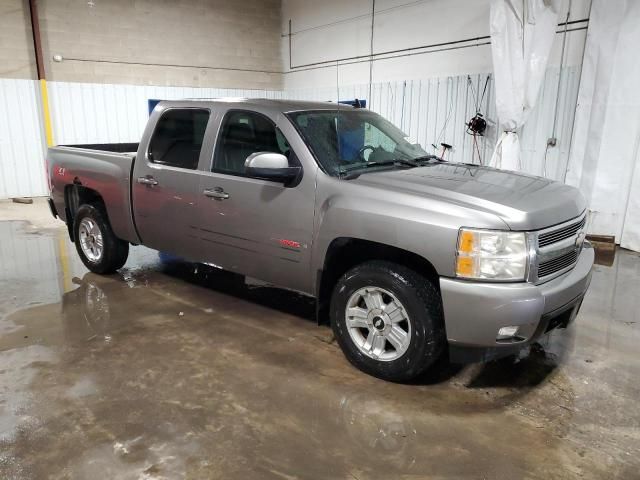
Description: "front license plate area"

(544, 296), (584, 333)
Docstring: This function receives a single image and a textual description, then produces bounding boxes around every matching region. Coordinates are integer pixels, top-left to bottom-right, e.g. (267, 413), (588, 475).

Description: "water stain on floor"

(0, 219), (639, 479)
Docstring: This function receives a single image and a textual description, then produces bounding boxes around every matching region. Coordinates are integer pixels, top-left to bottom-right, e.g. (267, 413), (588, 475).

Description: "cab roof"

(158, 98), (359, 113)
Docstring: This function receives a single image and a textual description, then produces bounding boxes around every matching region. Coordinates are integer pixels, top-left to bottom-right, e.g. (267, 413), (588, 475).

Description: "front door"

(132, 107), (211, 259)
(194, 109), (316, 293)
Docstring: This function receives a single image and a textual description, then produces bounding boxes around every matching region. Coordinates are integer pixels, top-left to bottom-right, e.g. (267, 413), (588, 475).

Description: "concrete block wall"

(0, 0), (37, 79)
(0, 0), (282, 90)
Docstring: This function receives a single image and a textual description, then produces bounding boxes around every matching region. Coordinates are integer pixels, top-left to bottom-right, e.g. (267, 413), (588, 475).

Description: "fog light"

(497, 326), (519, 340)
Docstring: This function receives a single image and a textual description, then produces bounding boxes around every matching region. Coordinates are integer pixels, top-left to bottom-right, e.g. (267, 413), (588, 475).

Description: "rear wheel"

(73, 204), (129, 274)
(330, 261), (445, 382)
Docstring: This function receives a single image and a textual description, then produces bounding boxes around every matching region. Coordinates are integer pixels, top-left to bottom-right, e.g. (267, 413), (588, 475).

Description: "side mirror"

(244, 152), (301, 185)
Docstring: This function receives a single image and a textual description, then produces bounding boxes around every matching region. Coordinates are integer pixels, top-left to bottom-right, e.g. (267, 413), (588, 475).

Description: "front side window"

(287, 110), (427, 176)
(148, 108), (210, 170)
(214, 110), (290, 176)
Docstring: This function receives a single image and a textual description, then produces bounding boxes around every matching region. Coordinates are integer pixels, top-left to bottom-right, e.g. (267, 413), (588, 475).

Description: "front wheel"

(73, 204), (129, 274)
(330, 261), (445, 382)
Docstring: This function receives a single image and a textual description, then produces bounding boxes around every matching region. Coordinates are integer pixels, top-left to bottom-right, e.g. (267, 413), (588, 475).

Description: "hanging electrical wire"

(546, 0), (572, 179)
(465, 75), (491, 164)
(433, 78), (455, 155)
(466, 75), (489, 135)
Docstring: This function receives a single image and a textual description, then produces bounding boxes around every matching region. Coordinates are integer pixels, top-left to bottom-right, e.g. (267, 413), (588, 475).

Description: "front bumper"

(440, 243), (594, 362)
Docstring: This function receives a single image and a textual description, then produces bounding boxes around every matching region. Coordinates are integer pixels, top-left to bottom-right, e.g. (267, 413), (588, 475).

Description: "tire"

(73, 204), (129, 274)
(330, 260), (445, 382)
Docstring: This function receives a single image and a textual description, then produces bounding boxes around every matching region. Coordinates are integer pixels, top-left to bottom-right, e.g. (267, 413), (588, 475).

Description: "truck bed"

(48, 144), (140, 245)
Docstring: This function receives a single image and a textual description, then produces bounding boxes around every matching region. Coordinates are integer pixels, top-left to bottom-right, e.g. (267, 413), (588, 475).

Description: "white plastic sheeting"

(489, 0), (560, 170)
(0, 79), (48, 198)
(567, 0), (640, 251)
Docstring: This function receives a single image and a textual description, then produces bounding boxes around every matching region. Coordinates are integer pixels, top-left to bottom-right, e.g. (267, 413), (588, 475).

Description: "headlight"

(456, 228), (528, 281)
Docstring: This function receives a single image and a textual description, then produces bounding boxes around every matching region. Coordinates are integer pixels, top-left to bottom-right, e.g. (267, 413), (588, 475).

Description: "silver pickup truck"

(47, 99), (594, 382)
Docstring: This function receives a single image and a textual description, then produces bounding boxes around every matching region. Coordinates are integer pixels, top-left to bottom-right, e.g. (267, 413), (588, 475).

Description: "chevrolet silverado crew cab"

(47, 99), (594, 382)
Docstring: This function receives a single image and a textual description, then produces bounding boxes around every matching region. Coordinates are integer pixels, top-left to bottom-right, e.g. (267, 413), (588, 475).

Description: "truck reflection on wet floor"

(158, 254), (318, 323)
(51, 266), (576, 477)
(63, 253), (567, 390)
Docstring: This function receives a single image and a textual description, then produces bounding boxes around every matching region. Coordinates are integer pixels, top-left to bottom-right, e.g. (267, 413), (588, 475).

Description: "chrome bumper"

(439, 243), (594, 355)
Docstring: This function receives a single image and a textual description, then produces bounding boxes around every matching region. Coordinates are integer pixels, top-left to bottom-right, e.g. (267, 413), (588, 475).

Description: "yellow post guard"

(39, 79), (54, 147)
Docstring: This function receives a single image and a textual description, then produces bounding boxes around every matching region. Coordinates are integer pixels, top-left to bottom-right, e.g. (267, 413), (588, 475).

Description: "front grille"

(538, 216), (586, 248)
(538, 250), (579, 277)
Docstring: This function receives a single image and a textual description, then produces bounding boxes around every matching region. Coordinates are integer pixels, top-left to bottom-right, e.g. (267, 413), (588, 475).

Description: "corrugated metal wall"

(286, 66), (580, 180)
(0, 79), (48, 199)
(47, 82), (284, 145)
(0, 67), (578, 198)
(0, 80), (283, 199)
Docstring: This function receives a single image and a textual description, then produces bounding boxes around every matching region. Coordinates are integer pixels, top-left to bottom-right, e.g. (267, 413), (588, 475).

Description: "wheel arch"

(316, 237), (440, 325)
(64, 184), (107, 242)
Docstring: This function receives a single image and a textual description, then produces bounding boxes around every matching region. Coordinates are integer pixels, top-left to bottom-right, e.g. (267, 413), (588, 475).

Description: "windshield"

(286, 109), (428, 176)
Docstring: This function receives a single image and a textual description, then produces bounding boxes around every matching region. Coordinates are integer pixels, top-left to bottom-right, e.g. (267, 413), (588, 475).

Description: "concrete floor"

(0, 200), (639, 479)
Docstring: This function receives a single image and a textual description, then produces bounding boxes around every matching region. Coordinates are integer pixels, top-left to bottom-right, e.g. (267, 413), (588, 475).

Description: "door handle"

(203, 188), (229, 200)
(137, 176), (158, 186)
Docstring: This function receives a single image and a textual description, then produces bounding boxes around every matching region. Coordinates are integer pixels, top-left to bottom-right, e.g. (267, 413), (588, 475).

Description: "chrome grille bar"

(532, 211), (587, 283)
(538, 250), (579, 277)
(538, 216), (586, 248)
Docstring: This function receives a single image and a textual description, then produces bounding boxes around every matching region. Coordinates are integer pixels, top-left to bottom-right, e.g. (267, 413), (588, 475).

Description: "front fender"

(311, 174), (508, 287)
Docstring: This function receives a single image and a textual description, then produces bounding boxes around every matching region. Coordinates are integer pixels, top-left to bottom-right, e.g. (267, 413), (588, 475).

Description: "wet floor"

(0, 206), (639, 479)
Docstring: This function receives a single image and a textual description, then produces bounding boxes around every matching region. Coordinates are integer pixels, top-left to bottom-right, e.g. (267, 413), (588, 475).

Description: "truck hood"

(350, 163), (586, 230)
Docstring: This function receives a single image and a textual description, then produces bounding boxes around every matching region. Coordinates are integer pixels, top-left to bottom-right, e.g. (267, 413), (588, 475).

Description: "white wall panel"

(0, 79), (47, 199)
(282, 0), (590, 88)
(47, 82), (284, 146)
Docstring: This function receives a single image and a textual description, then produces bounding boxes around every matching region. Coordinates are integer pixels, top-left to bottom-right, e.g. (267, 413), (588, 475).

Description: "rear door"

(194, 108), (317, 293)
(132, 106), (211, 259)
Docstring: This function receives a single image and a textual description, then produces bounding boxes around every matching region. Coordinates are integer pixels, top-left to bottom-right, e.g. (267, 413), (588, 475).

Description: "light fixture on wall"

(87, 0), (96, 7)
(52, 54), (63, 62)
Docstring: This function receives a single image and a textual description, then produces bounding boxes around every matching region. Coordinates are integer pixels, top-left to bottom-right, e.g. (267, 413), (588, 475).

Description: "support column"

(28, 0), (54, 147)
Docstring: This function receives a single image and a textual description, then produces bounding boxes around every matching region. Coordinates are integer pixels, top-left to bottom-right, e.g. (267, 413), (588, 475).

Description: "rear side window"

(148, 108), (210, 170)
(213, 110), (290, 176)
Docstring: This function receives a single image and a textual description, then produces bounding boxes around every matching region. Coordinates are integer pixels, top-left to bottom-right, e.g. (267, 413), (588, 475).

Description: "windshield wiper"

(339, 159), (418, 175)
(411, 154), (445, 163)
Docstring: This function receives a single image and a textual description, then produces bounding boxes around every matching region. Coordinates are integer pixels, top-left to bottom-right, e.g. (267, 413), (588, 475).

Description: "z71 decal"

(278, 239), (301, 249)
